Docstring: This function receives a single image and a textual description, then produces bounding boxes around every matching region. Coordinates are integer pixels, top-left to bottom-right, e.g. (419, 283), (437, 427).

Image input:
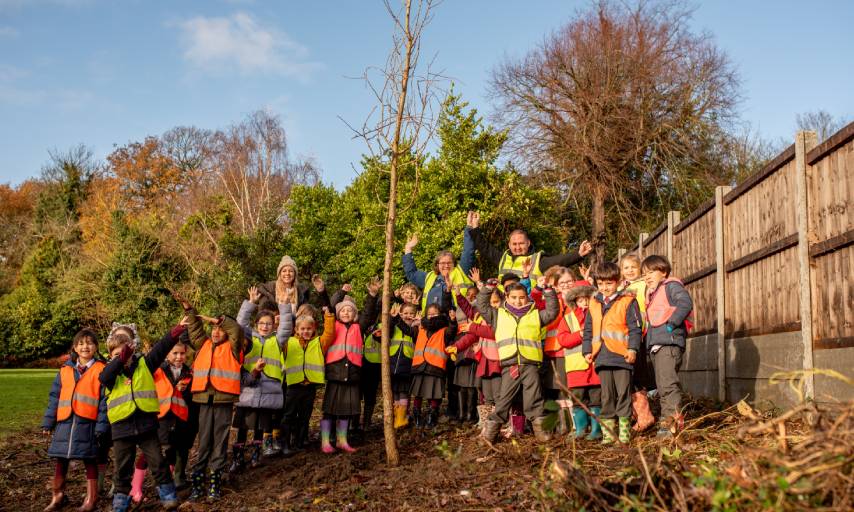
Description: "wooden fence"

(615, 124), (854, 405)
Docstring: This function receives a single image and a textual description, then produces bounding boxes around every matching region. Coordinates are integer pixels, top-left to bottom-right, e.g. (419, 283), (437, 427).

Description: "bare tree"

(796, 110), (848, 142)
(490, 0), (741, 252)
(347, 0), (442, 466)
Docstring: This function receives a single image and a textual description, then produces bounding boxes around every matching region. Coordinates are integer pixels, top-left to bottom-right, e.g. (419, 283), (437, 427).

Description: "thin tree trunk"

(592, 185), (606, 263)
(380, 0), (414, 467)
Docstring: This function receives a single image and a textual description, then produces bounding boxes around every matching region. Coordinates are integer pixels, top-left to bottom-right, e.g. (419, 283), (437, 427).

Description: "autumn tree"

(490, 0), (741, 253)
(796, 110), (849, 142)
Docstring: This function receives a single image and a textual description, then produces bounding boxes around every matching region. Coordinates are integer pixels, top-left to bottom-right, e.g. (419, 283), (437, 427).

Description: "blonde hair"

(295, 314), (317, 328)
(399, 282), (421, 300)
(106, 332), (133, 353)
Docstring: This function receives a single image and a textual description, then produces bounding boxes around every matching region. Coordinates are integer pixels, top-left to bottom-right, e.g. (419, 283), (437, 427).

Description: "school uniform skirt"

(453, 362), (478, 388)
(410, 374), (445, 400)
(322, 381), (362, 416)
(392, 375), (411, 396)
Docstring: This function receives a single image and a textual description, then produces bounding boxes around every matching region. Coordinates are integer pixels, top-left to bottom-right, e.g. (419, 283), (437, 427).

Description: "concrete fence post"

(715, 185), (731, 402)
(666, 211), (681, 264)
(795, 130), (818, 400)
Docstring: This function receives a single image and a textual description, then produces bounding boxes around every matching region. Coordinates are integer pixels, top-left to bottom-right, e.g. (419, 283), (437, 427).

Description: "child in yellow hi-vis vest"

(98, 316), (186, 512)
(582, 262), (643, 445)
(619, 253), (656, 433)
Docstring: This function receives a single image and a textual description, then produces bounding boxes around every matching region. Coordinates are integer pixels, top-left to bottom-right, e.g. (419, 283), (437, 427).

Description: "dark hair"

(70, 329), (100, 362)
(501, 274), (520, 286)
(256, 309), (276, 324)
(400, 302), (419, 314)
(508, 229), (529, 240)
(593, 262), (621, 282)
(641, 255), (672, 276)
(425, 303), (442, 316)
(504, 282), (528, 295)
(491, 288), (505, 302)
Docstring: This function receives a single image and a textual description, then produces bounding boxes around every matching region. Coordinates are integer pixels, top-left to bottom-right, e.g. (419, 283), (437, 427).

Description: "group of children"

(40, 246), (693, 511)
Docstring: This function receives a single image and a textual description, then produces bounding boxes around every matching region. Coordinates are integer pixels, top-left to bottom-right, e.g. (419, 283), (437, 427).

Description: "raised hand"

(390, 303), (401, 317)
(578, 240), (593, 257)
(522, 257), (533, 278)
(469, 267), (481, 284)
(404, 234), (419, 253)
(322, 306), (331, 315)
(248, 286), (261, 304)
(467, 211), (480, 229)
(341, 283), (353, 294)
(171, 290), (192, 311)
(312, 274), (326, 293)
(367, 277), (382, 296)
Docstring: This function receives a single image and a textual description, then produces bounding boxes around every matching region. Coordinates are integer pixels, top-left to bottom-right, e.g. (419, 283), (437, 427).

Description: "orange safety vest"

(543, 300), (568, 356)
(325, 322), (363, 367)
(57, 362), (105, 422)
(191, 339), (242, 395)
(154, 368), (190, 421)
(645, 277), (693, 328)
(589, 295), (635, 358)
(412, 328), (448, 370)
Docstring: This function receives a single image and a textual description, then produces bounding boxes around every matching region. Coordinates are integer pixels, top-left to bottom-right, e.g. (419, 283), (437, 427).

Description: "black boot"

(467, 389), (479, 424)
(249, 441), (261, 468)
(281, 425), (295, 458)
(228, 443), (245, 474)
(295, 421), (309, 450)
(413, 407), (423, 428)
(362, 402), (375, 431)
(426, 406), (439, 429)
(188, 469), (206, 502)
(207, 469), (222, 501)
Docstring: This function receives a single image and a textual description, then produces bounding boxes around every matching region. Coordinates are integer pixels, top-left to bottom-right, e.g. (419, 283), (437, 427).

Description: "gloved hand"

(170, 323), (187, 340)
(119, 343), (134, 363)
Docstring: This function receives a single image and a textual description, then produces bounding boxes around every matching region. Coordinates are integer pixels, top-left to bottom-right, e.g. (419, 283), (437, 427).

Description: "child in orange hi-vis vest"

(582, 262), (643, 446)
(322, 280), (380, 453)
(41, 329), (108, 512)
(175, 293), (244, 502)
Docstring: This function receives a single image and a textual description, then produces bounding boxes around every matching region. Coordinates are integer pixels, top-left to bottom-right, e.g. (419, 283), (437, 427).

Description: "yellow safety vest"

(421, 266), (474, 314)
(284, 336), (325, 386)
(495, 305), (543, 364)
(107, 357), (160, 424)
(363, 329), (381, 364)
(243, 335), (285, 382)
(497, 250), (543, 280)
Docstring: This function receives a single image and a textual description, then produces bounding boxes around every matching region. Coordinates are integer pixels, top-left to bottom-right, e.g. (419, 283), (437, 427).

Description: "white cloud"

(177, 11), (321, 79)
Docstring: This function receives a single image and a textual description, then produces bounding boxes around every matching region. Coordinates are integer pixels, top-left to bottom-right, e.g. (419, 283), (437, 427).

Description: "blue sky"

(1, 0), (852, 187)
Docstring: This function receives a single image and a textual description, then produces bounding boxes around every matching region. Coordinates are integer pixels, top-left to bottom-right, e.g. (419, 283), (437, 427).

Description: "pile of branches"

(545, 381), (853, 510)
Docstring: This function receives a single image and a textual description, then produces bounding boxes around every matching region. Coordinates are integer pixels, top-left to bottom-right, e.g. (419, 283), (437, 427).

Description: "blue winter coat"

(41, 360), (109, 460)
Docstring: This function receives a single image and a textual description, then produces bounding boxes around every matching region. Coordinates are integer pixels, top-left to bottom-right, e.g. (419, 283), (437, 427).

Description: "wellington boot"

(129, 467), (146, 503)
(480, 419), (502, 447)
(43, 472), (67, 512)
(631, 391), (655, 432)
(586, 407), (603, 441)
(571, 407), (589, 439)
(228, 443), (245, 474)
(618, 416), (631, 444)
(532, 416), (553, 442)
(393, 405), (408, 429)
(76, 479), (98, 512)
(601, 418), (617, 445)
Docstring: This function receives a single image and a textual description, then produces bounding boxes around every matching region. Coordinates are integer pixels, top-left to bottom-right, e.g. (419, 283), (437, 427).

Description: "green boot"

(601, 418), (616, 445)
(619, 417), (631, 443)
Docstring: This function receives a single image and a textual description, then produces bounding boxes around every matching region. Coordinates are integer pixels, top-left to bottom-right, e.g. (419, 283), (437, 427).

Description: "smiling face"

(256, 314), (275, 337)
(621, 259), (641, 282)
(167, 343), (187, 367)
(436, 254), (454, 275)
(278, 265), (296, 286)
(505, 289), (529, 308)
(337, 305), (356, 324)
(556, 273), (575, 294)
(643, 268), (667, 291)
(400, 304), (418, 324)
(508, 232), (531, 256)
(296, 321), (316, 341)
(576, 296), (590, 310)
(74, 336), (97, 364)
(211, 325), (227, 344)
(400, 286), (419, 305)
(596, 279), (618, 298)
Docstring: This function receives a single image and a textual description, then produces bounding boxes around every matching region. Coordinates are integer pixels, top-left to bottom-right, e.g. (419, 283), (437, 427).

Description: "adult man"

(466, 211), (592, 280)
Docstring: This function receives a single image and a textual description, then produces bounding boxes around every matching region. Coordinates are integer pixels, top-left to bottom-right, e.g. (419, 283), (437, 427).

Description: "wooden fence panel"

(643, 221), (668, 259)
(806, 124), (854, 349)
(688, 274), (717, 336)
(673, 202), (715, 278)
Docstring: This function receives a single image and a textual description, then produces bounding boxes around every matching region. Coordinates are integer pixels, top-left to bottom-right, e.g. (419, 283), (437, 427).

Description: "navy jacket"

(42, 359), (109, 460)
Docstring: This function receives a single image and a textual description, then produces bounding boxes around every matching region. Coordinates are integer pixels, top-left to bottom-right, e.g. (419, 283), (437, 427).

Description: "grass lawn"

(0, 369), (57, 438)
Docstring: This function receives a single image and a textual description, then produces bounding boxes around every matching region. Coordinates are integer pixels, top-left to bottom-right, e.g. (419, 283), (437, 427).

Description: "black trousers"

(488, 365), (544, 423)
(113, 430), (172, 495)
(191, 402), (233, 474)
(570, 386), (602, 408)
(599, 368), (632, 419)
(283, 384), (317, 437)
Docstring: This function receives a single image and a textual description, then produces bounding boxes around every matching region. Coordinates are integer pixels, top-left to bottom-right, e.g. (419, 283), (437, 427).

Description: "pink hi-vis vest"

(325, 322), (363, 367)
(645, 278), (693, 329)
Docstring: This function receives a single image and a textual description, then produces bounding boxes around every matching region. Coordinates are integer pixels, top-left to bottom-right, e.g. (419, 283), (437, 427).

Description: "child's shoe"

(510, 414), (526, 436)
(207, 469), (222, 501)
(571, 407), (589, 439)
(271, 429), (283, 453)
(601, 418), (616, 445)
(393, 404), (409, 429)
(425, 407), (439, 429)
(249, 440), (262, 467)
(78, 478), (98, 512)
(336, 419), (357, 453)
(586, 407), (602, 441)
(111, 493), (130, 512)
(262, 435), (278, 457)
(129, 467), (146, 503)
(531, 416), (553, 442)
(228, 443), (245, 473)
(320, 418), (336, 453)
(618, 417), (631, 444)
(188, 470), (206, 502)
(157, 483), (178, 510)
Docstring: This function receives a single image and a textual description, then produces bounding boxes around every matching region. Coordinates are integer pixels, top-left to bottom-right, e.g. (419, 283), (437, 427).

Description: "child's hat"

(335, 295), (359, 317)
(277, 255), (297, 276)
(565, 284), (596, 302)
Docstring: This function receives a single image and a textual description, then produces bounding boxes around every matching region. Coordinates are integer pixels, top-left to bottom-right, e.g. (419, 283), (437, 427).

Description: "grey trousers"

(599, 368), (632, 419)
(571, 386), (602, 408)
(488, 365), (544, 423)
(651, 346), (684, 418)
(480, 375), (502, 406)
(191, 403), (233, 474)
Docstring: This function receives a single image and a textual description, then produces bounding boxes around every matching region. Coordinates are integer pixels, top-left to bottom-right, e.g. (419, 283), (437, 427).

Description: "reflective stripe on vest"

(243, 335), (285, 382)
(107, 358), (160, 424)
(421, 266), (474, 314)
(645, 277), (684, 327)
(153, 368), (189, 421)
(363, 330), (381, 364)
(326, 322), (363, 366)
(543, 301), (567, 355)
(563, 308), (590, 373)
(412, 328), (448, 370)
(284, 336), (325, 386)
(589, 295), (634, 358)
(191, 339), (242, 395)
(497, 250), (543, 281)
(389, 326), (414, 359)
(495, 305), (543, 363)
(57, 362), (104, 421)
